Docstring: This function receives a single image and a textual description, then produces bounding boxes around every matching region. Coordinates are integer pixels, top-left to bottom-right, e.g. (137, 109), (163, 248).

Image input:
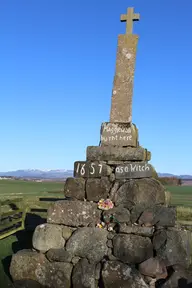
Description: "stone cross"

(121, 7), (140, 34)
(109, 7), (140, 123)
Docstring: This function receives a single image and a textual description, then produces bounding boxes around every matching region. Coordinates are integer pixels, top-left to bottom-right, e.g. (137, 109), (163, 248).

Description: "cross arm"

(121, 14), (127, 22)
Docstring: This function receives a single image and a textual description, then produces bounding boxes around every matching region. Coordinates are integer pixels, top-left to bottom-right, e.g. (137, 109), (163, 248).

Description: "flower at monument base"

(97, 199), (114, 210)
(108, 226), (113, 232)
(96, 222), (106, 229)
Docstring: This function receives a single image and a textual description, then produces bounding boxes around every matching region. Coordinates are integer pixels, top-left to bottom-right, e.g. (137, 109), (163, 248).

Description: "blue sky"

(0, 0), (192, 174)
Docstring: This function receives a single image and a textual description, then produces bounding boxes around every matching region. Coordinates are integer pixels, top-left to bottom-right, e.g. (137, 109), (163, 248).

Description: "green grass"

(0, 235), (17, 287)
(167, 185), (192, 207)
(0, 179), (64, 198)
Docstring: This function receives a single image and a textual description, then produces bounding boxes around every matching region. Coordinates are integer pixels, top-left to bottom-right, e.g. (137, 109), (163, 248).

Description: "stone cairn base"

(10, 123), (192, 288)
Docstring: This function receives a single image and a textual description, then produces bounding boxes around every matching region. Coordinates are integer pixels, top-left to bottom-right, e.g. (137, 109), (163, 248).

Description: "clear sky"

(0, 0), (192, 174)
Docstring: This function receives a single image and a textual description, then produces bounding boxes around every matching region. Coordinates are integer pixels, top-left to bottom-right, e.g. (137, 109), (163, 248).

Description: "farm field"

(167, 185), (192, 207)
(0, 180), (192, 287)
(0, 179), (64, 199)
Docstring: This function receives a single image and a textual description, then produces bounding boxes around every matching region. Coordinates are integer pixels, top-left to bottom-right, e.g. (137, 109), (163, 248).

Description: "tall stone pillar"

(110, 7), (139, 123)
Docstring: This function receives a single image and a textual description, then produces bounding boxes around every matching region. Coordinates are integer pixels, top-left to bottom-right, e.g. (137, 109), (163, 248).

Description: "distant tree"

(178, 178), (182, 186)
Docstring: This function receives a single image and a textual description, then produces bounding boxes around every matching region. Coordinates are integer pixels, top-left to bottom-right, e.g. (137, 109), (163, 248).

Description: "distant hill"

(0, 169), (73, 179)
(158, 173), (192, 179)
(0, 169), (191, 180)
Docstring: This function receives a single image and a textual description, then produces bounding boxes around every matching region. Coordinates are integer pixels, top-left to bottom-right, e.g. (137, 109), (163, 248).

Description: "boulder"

(46, 248), (73, 262)
(138, 206), (176, 227)
(114, 178), (165, 209)
(138, 257), (167, 279)
(152, 229), (167, 251)
(10, 250), (50, 286)
(103, 205), (130, 224)
(72, 258), (96, 288)
(66, 227), (108, 263)
(62, 226), (74, 240)
(154, 228), (191, 268)
(32, 224), (65, 253)
(113, 234), (153, 264)
(64, 177), (85, 200)
(102, 261), (149, 288)
(10, 250), (73, 288)
(160, 265), (192, 287)
(48, 262), (73, 288)
(130, 204), (149, 224)
(86, 177), (111, 202)
(47, 200), (101, 227)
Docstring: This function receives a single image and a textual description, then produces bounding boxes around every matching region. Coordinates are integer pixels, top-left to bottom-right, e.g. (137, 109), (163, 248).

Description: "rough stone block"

(114, 178), (166, 209)
(66, 227), (108, 263)
(64, 177), (85, 200)
(119, 224), (154, 237)
(62, 226), (73, 240)
(86, 146), (150, 161)
(74, 161), (112, 178)
(102, 261), (149, 288)
(160, 265), (192, 287)
(86, 177), (111, 202)
(32, 224), (65, 253)
(46, 248), (73, 263)
(113, 234), (153, 264)
(103, 205), (130, 224)
(100, 122), (138, 147)
(115, 162), (153, 179)
(138, 257), (167, 279)
(72, 258), (96, 288)
(130, 204), (149, 224)
(48, 262), (73, 288)
(10, 250), (50, 285)
(138, 206), (176, 227)
(153, 228), (191, 268)
(10, 250), (73, 288)
(47, 200), (101, 227)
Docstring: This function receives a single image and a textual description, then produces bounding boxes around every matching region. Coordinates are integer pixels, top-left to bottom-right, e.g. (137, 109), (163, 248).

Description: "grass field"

(166, 185), (192, 207)
(0, 180), (192, 287)
(0, 179), (64, 198)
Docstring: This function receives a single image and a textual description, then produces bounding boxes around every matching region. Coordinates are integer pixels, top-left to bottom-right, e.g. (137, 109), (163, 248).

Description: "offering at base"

(97, 199), (114, 210)
(96, 222), (105, 229)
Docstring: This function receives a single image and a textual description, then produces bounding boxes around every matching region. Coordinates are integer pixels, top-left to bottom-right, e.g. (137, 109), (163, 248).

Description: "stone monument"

(10, 7), (192, 288)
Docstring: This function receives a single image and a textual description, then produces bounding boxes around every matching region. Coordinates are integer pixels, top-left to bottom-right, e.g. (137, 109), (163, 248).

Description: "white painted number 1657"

(76, 163), (103, 175)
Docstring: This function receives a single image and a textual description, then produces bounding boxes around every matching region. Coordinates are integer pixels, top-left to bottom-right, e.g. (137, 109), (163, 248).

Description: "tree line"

(158, 177), (182, 186)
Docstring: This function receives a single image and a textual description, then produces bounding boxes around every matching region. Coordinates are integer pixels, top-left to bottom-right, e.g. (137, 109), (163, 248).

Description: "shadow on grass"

(1, 213), (46, 286)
